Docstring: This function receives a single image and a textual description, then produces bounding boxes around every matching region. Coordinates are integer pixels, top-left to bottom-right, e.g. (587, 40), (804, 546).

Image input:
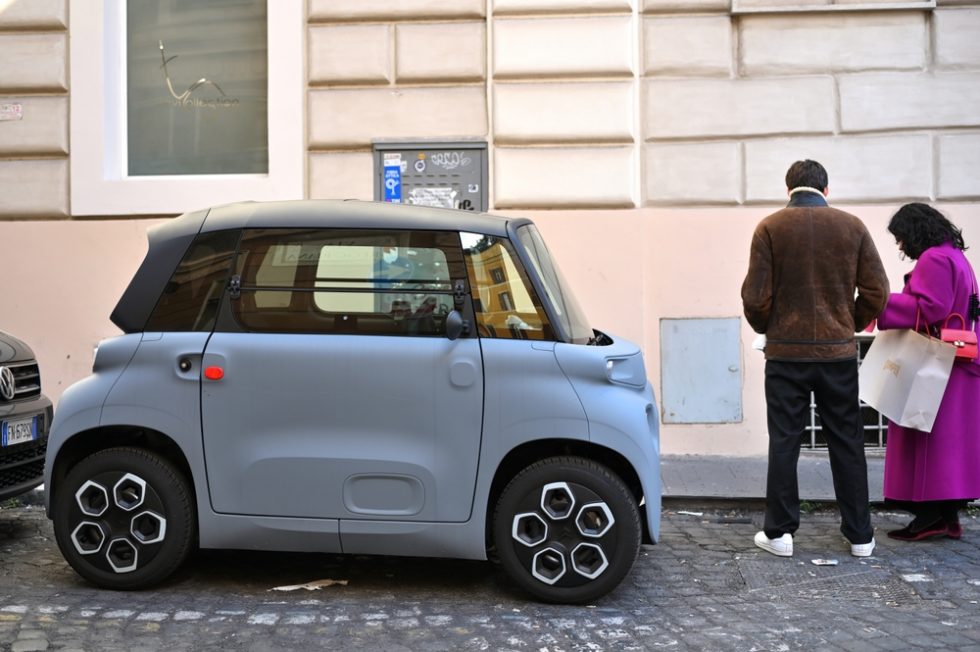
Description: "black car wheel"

(53, 447), (195, 589)
(492, 456), (641, 604)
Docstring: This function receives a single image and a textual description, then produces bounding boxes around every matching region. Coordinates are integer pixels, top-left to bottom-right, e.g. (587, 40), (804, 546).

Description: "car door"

(200, 227), (484, 522)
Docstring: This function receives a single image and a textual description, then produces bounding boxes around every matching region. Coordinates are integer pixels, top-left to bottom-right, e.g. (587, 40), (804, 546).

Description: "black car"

(0, 330), (53, 501)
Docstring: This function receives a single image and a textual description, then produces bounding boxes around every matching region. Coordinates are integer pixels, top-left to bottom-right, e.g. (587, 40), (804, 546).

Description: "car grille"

(0, 441), (46, 492)
(1, 361), (41, 401)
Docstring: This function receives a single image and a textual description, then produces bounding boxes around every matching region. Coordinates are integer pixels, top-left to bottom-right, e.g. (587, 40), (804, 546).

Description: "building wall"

(0, 0), (68, 218)
(1, 0), (979, 456)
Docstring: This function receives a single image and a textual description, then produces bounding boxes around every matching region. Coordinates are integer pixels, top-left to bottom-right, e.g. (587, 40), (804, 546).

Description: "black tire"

(52, 447), (195, 590)
(492, 456), (641, 604)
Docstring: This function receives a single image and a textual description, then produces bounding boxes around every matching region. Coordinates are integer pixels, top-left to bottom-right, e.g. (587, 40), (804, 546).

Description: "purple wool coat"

(877, 242), (980, 501)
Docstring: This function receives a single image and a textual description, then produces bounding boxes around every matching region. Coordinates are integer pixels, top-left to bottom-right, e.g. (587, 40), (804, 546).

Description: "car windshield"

(515, 225), (594, 344)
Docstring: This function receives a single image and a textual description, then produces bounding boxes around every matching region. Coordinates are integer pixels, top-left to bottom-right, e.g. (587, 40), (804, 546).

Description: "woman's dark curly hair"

(887, 203), (967, 260)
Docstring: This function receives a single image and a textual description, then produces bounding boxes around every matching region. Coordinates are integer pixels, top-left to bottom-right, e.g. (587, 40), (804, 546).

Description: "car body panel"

(201, 332), (483, 522)
(42, 334), (142, 507)
(476, 339), (590, 455)
(554, 335), (662, 542)
(45, 200), (662, 579)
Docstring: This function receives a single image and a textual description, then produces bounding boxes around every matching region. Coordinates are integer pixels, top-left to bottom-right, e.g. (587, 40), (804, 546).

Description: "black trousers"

(764, 359), (874, 544)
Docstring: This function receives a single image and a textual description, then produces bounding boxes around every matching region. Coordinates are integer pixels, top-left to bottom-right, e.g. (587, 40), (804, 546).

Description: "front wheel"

(492, 456), (641, 604)
(52, 447), (195, 589)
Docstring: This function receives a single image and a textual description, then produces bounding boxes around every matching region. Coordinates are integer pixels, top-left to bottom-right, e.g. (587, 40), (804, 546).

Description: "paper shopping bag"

(858, 328), (956, 432)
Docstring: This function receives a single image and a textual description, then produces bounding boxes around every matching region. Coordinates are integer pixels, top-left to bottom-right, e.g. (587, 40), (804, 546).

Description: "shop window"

(126, 0), (268, 176)
(70, 0), (302, 215)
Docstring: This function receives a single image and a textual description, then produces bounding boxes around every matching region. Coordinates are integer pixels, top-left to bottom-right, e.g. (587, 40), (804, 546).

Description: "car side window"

(232, 228), (465, 336)
(461, 232), (555, 341)
(145, 229), (240, 332)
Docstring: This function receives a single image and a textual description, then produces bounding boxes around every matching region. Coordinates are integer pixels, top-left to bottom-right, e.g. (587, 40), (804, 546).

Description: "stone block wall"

(643, 2), (980, 205)
(0, 2), (977, 214)
(305, 0), (980, 209)
(492, 6), (637, 208)
(0, 0), (68, 218)
(307, 2), (489, 201)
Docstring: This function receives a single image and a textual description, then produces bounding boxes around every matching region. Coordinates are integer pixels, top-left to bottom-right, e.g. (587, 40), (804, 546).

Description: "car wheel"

(492, 456), (641, 604)
(53, 447), (195, 589)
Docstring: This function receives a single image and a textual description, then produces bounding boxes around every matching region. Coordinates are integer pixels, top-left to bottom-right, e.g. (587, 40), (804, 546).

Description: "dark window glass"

(232, 228), (465, 336)
(516, 225), (593, 344)
(145, 229), (240, 332)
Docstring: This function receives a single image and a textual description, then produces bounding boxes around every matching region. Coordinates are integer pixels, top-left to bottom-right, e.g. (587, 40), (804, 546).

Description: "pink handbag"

(941, 313), (978, 360)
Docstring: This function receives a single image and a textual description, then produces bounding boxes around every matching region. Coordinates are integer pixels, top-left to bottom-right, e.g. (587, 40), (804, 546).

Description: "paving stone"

(2, 504), (980, 649)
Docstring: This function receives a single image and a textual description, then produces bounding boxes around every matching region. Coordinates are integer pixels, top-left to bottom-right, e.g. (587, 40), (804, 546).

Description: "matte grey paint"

(46, 200), (661, 568)
(201, 332), (483, 522)
(554, 335), (661, 542)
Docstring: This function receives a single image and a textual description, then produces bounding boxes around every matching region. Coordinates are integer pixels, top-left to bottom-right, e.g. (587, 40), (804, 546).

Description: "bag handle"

(944, 313), (967, 330)
(914, 309), (931, 334)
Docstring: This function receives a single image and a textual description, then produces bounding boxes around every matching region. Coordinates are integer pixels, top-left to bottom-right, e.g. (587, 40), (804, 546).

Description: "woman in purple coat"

(877, 203), (980, 541)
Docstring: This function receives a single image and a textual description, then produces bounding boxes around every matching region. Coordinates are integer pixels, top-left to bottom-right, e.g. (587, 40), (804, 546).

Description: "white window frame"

(70, 0), (304, 216)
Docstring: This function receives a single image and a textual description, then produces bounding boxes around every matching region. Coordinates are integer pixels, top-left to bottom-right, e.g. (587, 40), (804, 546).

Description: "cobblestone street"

(2, 501), (979, 651)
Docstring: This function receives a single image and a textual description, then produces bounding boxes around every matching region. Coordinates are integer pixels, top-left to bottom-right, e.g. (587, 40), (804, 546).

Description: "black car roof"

(202, 200), (516, 237)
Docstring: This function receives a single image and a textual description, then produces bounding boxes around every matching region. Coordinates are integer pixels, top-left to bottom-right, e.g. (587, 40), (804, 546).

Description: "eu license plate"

(1, 416), (37, 447)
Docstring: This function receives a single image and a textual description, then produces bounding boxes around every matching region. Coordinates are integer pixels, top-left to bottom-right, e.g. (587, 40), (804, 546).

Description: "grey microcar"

(45, 200), (661, 603)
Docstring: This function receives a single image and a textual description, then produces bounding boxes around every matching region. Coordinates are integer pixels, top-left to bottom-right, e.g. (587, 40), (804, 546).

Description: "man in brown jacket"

(742, 159), (889, 558)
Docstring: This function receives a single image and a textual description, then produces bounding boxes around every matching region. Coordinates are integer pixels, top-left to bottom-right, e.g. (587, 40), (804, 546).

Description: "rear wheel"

(492, 456), (641, 604)
(53, 447), (195, 589)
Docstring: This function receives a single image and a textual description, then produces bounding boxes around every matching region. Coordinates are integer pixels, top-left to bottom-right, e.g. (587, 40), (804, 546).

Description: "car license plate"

(1, 416), (37, 447)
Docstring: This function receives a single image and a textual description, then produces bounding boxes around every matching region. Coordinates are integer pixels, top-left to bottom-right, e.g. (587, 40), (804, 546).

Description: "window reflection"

(461, 233), (554, 341)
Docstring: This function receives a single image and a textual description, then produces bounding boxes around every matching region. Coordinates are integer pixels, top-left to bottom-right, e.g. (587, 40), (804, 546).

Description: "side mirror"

(445, 310), (470, 341)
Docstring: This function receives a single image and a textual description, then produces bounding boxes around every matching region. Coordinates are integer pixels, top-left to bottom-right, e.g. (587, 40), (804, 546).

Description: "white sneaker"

(849, 537), (876, 557)
(754, 531), (793, 557)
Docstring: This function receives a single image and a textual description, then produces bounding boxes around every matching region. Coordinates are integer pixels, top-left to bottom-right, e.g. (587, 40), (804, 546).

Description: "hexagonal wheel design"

(531, 547), (567, 585)
(105, 537), (139, 574)
(70, 521), (106, 556)
(54, 448), (197, 589)
(511, 512), (548, 548)
(75, 480), (109, 517)
(540, 482), (576, 520)
(571, 542), (609, 580)
(113, 473), (147, 512)
(130, 510), (168, 545)
(493, 457), (642, 603)
(576, 501), (615, 538)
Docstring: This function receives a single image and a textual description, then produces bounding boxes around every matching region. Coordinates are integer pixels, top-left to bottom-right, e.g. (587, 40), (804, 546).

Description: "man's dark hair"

(888, 202), (967, 260)
(785, 160), (828, 191)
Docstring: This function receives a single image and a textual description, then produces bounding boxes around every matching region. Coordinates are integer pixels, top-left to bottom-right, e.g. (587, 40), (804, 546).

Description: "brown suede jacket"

(741, 192), (889, 361)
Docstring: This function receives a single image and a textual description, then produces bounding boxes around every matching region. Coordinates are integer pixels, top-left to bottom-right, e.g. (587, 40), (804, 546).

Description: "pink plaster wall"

(1, 219), (165, 403)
